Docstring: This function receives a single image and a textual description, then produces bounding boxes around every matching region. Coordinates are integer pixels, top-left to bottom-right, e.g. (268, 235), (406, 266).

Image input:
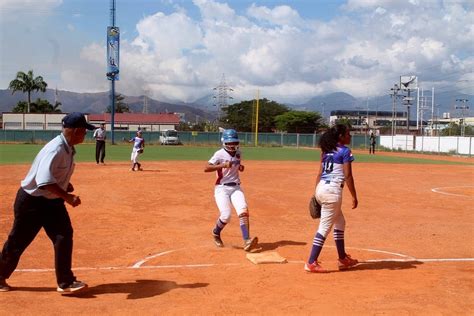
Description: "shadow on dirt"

(65, 280), (208, 299)
(351, 260), (423, 271)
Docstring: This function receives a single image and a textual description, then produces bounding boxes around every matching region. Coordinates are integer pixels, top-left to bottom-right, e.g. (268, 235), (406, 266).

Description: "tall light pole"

(455, 98), (469, 136)
(106, 0), (119, 144)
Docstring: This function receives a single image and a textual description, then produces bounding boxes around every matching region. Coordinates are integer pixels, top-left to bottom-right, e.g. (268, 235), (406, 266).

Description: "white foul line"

(14, 243), (474, 274)
(431, 185), (474, 198)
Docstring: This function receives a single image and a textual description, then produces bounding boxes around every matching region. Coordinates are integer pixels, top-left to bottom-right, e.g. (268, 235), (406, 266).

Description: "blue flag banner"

(107, 26), (120, 80)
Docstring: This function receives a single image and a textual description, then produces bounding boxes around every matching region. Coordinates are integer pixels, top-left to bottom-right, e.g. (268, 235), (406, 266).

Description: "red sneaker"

(338, 254), (358, 270)
(304, 261), (328, 273)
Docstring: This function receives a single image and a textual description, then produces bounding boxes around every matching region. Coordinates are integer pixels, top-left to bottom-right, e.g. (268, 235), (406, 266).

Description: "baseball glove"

(137, 148), (144, 154)
(309, 196), (321, 219)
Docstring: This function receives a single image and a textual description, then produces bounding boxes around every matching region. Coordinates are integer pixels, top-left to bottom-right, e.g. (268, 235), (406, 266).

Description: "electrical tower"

(142, 95), (149, 114)
(213, 74), (233, 122)
(142, 90), (149, 114)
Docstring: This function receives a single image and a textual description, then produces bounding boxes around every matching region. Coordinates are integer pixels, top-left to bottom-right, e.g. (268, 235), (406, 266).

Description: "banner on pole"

(107, 26), (120, 80)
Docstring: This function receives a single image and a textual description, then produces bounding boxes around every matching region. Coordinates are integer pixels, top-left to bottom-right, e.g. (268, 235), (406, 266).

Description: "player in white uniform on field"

(128, 130), (145, 171)
(204, 129), (258, 251)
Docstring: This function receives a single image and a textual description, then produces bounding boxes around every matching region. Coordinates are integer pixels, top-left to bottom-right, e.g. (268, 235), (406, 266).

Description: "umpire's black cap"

(62, 112), (95, 130)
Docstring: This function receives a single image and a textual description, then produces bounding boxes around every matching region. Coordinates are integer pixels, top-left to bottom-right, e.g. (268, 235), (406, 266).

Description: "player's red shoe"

(338, 254), (358, 270)
(304, 261), (328, 273)
(243, 237), (258, 252)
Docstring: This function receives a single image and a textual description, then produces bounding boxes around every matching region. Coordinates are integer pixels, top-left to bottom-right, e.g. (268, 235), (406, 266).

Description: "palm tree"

(8, 70), (48, 113)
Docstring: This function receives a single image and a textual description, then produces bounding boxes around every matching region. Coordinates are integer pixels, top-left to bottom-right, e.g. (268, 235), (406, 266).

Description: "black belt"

(222, 182), (239, 186)
(324, 180), (344, 188)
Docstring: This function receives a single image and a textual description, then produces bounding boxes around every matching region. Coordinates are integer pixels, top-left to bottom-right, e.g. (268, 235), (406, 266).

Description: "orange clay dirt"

(0, 152), (473, 315)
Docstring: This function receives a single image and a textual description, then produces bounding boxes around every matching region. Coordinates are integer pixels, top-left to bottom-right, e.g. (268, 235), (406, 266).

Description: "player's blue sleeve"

(342, 147), (355, 163)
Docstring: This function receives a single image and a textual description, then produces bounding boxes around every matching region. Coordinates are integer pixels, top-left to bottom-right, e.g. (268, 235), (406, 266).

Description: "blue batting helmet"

(221, 129), (239, 143)
(221, 129), (239, 152)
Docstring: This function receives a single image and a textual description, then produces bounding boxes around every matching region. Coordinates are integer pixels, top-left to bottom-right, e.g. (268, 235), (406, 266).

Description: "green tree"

(106, 94), (130, 113)
(335, 117), (353, 128)
(8, 70), (48, 113)
(440, 122), (461, 136)
(274, 111), (323, 133)
(221, 98), (288, 132)
(12, 98), (62, 113)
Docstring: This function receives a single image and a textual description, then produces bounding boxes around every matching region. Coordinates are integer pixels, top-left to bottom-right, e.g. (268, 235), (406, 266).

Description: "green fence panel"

(1, 130), (337, 149)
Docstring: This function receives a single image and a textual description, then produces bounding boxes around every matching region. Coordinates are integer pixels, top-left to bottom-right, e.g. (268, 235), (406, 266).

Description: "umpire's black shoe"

(0, 278), (11, 292)
(57, 281), (88, 294)
(212, 232), (224, 247)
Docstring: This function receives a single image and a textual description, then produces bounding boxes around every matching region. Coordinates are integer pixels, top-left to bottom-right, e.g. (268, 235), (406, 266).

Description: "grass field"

(0, 143), (473, 165)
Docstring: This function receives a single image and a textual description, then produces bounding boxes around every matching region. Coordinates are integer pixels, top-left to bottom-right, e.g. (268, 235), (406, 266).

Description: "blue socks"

(308, 233), (326, 263)
(334, 229), (346, 259)
(239, 213), (250, 240)
(213, 219), (226, 236)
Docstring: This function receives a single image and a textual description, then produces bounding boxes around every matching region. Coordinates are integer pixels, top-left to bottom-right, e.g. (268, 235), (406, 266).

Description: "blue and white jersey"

(208, 148), (242, 185)
(320, 144), (354, 183)
(131, 136), (144, 150)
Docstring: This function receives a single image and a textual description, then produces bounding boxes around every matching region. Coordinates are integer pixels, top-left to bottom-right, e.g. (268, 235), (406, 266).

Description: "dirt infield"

(0, 157), (473, 315)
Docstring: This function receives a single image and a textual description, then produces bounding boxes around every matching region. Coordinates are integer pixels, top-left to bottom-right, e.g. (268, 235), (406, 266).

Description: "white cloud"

(56, 0), (474, 102)
(247, 4), (301, 26)
(2, 0), (472, 105)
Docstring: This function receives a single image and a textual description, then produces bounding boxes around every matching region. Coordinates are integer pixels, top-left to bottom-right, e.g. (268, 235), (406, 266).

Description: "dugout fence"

(0, 130), (372, 149)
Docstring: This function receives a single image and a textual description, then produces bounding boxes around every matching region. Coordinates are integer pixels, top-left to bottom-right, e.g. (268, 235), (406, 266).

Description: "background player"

(128, 130), (145, 171)
(0, 112), (93, 293)
(369, 131), (376, 154)
(93, 123), (106, 164)
(305, 124), (359, 273)
(204, 129), (258, 252)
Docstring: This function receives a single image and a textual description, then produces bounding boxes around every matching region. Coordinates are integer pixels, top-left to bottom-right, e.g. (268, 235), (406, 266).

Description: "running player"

(305, 124), (359, 273)
(204, 129), (258, 252)
(128, 130), (145, 171)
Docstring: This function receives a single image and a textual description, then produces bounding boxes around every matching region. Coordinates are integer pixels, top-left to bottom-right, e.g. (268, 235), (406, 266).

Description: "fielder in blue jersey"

(305, 124), (359, 273)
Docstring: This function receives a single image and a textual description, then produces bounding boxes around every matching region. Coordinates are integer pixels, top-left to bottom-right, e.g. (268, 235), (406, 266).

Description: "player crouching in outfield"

(204, 129), (258, 252)
(128, 130), (145, 171)
(305, 124), (359, 273)
(0, 112), (92, 293)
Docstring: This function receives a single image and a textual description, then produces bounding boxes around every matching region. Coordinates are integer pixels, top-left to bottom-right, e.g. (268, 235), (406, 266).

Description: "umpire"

(93, 123), (106, 164)
(0, 112), (94, 293)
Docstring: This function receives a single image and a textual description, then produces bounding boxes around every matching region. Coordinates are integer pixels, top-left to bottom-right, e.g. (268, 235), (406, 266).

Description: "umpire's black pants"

(95, 140), (106, 163)
(0, 188), (76, 288)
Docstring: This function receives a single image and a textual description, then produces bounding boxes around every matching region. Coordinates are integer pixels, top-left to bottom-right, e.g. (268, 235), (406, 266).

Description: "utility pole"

(389, 84), (401, 136)
(320, 102), (326, 123)
(455, 98), (469, 136)
(213, 73), (233, 125)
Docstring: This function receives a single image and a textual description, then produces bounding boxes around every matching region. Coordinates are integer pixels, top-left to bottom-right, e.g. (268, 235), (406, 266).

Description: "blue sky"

(0, 0), (473, 104)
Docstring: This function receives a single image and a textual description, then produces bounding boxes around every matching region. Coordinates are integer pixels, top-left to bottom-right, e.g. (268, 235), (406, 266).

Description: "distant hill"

(296, 91), (472, 119)
(1, 88), (471, 122)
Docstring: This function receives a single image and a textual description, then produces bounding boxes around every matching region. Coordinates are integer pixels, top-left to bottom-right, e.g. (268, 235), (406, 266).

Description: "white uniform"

(130, 136), (144, 163)
(208, 148), (247, 222)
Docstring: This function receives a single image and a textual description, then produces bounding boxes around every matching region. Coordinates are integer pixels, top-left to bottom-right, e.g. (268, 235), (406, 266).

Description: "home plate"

(246, 251), (287, 264)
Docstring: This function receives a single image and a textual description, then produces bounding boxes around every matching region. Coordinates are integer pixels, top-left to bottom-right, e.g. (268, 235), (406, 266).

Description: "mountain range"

(0, 88), (471, 122)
